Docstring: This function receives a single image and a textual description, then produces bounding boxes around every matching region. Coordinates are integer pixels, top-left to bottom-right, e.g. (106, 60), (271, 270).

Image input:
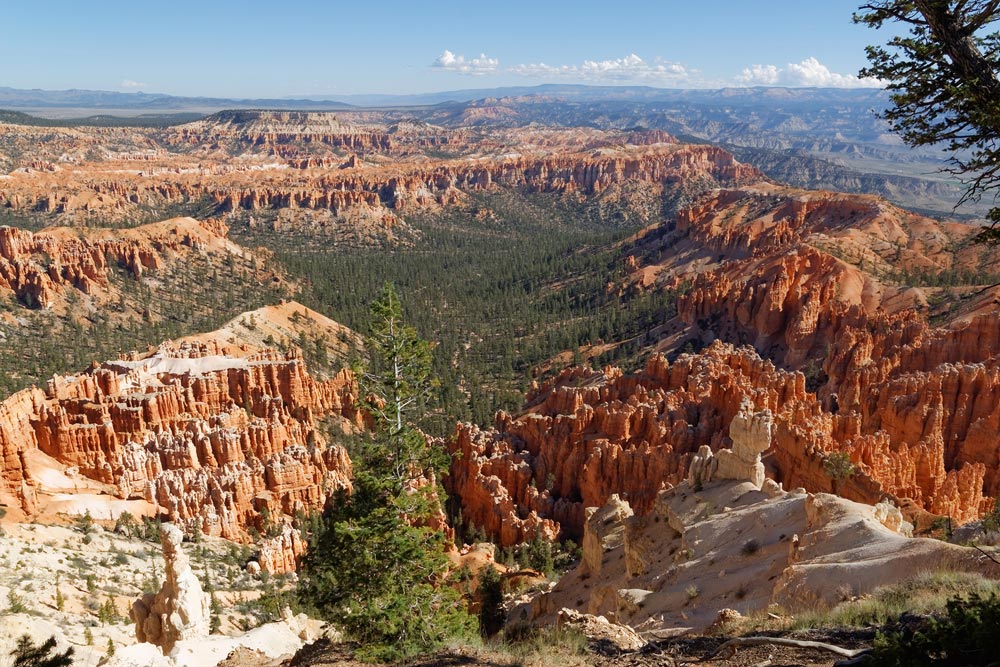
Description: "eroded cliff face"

(446, 346), (800, 544)
(658, 184), (998, 364)
(0, 304), (362, 571)
(447, 184), (1000, 544)
(0, 117), (757, 238)
(0, 144), (756, 223)
(448, 336), (996, 545)
(0, 217), (241, 309)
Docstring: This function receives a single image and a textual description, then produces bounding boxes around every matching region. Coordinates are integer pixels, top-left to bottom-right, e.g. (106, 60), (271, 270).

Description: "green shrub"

(477, 564), (505, 638)
(73, 511), (94, 535)
(96, 595), (121, 625)
(8, 590), (27, 613)
(870, 592), (1000, 666)
(113, 512), (137, 538)
(520, 533), (555, 576)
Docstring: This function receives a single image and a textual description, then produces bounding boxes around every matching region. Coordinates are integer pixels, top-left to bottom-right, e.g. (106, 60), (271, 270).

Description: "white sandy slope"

(516, 478), (990, 636)
(107, 619), (315, 667)
(0, 522), (322, 667)
(176, 300), (362, 363)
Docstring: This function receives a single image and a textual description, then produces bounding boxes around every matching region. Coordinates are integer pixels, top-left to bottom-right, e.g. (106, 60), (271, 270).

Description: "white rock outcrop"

(688, 398), (773, 490)
(582, 494), (633, 576)
(130, 523), (211, 655)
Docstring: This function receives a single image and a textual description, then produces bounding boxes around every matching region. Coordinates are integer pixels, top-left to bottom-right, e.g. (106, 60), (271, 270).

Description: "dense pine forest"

(247, 192), (685, 431)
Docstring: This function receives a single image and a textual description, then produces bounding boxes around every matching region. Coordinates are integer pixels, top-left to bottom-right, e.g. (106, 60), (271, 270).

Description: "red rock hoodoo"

(447, 183), (1000, 544)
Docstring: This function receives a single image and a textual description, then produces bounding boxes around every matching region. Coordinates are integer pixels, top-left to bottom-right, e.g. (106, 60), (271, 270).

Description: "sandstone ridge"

(509, 463), (987, 636)
(0, 302), (361, 572)
(0, 217), (240, 309)
(0, 120), (758, 240)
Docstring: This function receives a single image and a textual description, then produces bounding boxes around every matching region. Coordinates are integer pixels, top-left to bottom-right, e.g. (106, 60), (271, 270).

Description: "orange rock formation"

(0, 217), (245, 308)
(0, 308), (361, 572)
(0, 117), (757, 236)
(448, 184), (1000, 544)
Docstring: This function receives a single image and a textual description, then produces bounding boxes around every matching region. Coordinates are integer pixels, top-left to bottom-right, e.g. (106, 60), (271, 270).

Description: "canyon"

(0, 106), (998, 664)
(0, 301), (361, 572)
(0, 115), (756, 242)
(446, 182), (1000, 545)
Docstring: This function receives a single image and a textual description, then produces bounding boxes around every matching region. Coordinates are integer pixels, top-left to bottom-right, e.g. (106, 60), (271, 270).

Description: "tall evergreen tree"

(298, 283), (472, 661)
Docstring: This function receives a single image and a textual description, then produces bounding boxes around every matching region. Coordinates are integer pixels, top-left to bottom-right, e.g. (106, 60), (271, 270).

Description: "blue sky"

(4, 1), (894, 97)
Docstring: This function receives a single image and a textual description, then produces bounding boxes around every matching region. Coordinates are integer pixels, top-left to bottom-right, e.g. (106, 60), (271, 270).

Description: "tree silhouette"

(856, 1), (1000, 242)
(10, 635), (74, 667)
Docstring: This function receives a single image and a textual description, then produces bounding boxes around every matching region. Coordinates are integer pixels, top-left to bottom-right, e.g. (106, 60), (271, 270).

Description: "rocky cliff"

(0, 144), (756, 222)
(668, 184), (997, 366)
(0, 118), (758, 237)
(446, 345), (800, 544)
(164, 110), (397, 156)
(0, 217), (242, 308)
(447, 183), (1000, 544)
(0, 303), (361, 571)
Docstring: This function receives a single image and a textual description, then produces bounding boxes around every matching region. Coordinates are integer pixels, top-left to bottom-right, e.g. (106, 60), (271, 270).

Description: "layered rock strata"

(448, 335), (995, 545)
(0, 217), (242, 308)
(0, 306), (361, 571)
(0, 113), (758, 236)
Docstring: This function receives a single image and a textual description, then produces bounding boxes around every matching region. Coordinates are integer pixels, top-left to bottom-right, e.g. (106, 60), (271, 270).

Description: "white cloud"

(120, 79), (149, 89)
(736, 57), (880, 88)
(510, 53), (691, 83)
(432, 50), (499, 75)
(736, 64), (780, 86)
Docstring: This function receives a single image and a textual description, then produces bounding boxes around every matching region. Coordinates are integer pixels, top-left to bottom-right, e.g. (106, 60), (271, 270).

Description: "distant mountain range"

(0, 86), (353, 111)
(0, 82), (978, 218)
(314, 84), (889, 108)
(0, 83), (891, 112)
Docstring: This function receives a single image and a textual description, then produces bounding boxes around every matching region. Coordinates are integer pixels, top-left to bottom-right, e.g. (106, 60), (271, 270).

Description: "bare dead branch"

(707, 636), (872, 661)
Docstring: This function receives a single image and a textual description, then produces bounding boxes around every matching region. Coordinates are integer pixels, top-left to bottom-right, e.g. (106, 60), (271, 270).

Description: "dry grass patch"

(746, 570), (1000, 633)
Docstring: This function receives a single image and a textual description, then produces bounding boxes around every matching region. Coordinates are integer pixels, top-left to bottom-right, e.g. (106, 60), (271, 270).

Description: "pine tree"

(298, 283), (473, 661)
(10, 635), (74, 667)
(476, 565), (506, 638)
(355, 282), (444, 482)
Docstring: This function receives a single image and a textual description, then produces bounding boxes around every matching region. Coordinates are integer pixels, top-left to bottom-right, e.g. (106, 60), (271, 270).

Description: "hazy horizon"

(3, 1), (894, 98)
